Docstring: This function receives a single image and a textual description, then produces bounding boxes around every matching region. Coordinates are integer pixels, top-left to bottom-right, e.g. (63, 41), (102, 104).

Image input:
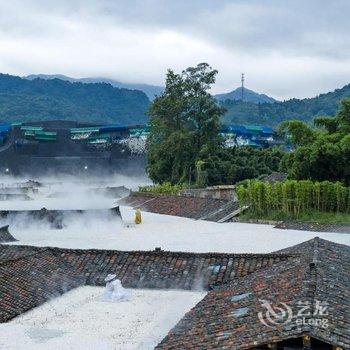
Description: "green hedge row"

(138, 182), (185, 195)
(236, 180), (350, 215)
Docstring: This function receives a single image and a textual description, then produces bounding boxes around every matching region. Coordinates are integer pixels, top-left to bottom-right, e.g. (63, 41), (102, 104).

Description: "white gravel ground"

(3, 206), (349, 253)
(0, 286), (205, 350)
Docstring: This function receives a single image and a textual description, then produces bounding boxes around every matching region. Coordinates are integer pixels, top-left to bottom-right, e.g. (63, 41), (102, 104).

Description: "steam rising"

(0, 173), (150, 243)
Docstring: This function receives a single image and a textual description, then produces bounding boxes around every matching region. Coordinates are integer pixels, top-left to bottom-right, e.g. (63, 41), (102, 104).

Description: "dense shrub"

(200, 146), (285, 186)
(138, 182), (185, 195)
(279, 98), (350, 185)
(237, 180), (350, 216)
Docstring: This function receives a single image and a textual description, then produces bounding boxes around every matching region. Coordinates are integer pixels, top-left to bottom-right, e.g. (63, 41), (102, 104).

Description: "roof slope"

(119, 193), (239, 222)
(280, 237), (350, 348)
(0, 245), (293, 322)
(57, 248), (293, 290)
(0, 225), (17, 243)
(1, 238), (348, 349)
(0, 247), (85, 322)
(156, 238), (350, 349)
(0, 245), (42, 263)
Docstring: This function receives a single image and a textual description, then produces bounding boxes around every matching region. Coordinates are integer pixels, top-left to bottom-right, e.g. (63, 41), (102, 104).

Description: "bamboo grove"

(236, 180), (350, 216)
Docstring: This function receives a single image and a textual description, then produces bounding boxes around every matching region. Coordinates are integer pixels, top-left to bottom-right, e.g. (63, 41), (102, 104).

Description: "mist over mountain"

(215, 87), (276, 104)
(0, 74), (150, 125)
(25, 74), (164, 100)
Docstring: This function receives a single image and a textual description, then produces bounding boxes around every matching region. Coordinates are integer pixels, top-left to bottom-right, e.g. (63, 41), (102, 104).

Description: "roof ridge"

(305, 237), (320, 326)
(311, 236), (320, 265)
(2, 244), (302, 259)
(212, 254), (303, 290)
(50, 246), (300, 258)
(0, 247), (49, 267)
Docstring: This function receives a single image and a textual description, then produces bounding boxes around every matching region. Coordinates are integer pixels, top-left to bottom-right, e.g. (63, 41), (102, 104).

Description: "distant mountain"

(215, 87), (276, 104)
(0, 73), (150, 125)
(221, 83), (350, 127)
(3, 72), (350, 128)
(25, 74), (164, 100)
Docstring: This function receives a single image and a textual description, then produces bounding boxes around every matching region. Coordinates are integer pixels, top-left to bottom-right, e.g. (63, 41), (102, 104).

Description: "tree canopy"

(147, 63), (286, 187)
(280, 98), (350, 185)
(147, 63), (224, 184)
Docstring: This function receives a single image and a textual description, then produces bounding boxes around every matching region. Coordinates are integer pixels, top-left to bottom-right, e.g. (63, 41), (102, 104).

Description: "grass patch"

(240, 210), (350, 224)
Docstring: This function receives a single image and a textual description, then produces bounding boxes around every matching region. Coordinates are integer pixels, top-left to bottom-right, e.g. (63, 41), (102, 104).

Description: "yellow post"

(135, 208), (142, 224)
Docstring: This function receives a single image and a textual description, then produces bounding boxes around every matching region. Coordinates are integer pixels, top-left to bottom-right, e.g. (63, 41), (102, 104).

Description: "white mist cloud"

(0, 0), (350, 99)
(0, 174), (150, 245)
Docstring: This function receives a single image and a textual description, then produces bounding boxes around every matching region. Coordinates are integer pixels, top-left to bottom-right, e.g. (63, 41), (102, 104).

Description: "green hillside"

(221, 83), (350, 127)
(25, 74), (164, 100)
(1, 72), (350, 128)
(215, 87), (276, 104)
(0, 74), (150, 125)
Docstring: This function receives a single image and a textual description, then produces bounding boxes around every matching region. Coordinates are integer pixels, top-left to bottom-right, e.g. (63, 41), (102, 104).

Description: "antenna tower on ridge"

(241, 73), (245, 101)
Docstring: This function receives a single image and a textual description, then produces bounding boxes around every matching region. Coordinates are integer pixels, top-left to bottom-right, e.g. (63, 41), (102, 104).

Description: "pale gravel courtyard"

(3, 206), (350, 253)
(0, 286), (205, 350)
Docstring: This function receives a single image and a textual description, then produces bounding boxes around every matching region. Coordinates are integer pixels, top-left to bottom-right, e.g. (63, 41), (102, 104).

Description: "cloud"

(0, 0), (349, 100)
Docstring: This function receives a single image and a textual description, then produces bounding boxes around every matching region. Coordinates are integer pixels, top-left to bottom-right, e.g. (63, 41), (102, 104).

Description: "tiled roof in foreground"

(0, 245), (294, 323)
(0, 248), (84, 322)
(0, 244), (42, 263)
(58, 248), (292, 290)
(156, 238), (350, 349)
(1, 238), (349, 349)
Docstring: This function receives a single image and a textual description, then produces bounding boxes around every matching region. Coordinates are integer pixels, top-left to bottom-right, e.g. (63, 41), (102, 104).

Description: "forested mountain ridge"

(221, 83), (350, 127)
(0, 74), (150, 125)
(1, 72), (350, 127)
(25, 74), (164, 100)
(215, 87), (276, 104)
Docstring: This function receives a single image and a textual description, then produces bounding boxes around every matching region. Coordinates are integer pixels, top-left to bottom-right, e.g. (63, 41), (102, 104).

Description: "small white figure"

(104, 274), (131, 301)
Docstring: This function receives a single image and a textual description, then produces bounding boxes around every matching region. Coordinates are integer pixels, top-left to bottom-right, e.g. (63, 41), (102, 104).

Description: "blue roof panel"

(228, 125), (247, 133)
(261, 126), (274, 134)
(0, 124), (11, 132)
(99, 125), (129, 133)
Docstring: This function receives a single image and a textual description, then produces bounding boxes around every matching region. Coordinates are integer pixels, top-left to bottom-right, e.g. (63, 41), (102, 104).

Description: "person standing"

(134, 208), (142, 224)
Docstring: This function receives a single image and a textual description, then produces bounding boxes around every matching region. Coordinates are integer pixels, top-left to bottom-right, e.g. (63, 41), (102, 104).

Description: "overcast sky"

(0, 0), (350, 100)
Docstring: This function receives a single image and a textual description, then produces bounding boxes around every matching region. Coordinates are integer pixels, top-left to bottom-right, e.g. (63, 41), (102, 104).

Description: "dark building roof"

(275, 221), (350, 234)
(1, 238), (349, 349)
(156, 237), (350, 349)
(0, 247), (84, 322)
(0, 244), (41, 263)
(0, 225), (17, 243)
(119, 193), (239, 222)
(0, 245), (293, 323)
(58, 248), (292, 290)
(0, 207), (121, 229)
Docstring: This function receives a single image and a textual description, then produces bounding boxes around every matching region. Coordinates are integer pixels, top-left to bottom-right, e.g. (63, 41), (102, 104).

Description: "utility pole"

(241, 73), (245, 101)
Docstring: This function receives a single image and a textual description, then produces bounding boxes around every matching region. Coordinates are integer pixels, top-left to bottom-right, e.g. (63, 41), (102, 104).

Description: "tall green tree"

(278, 120), (316, 146)
(147, 63), (224, 185)
(280, 98), (350, 185)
